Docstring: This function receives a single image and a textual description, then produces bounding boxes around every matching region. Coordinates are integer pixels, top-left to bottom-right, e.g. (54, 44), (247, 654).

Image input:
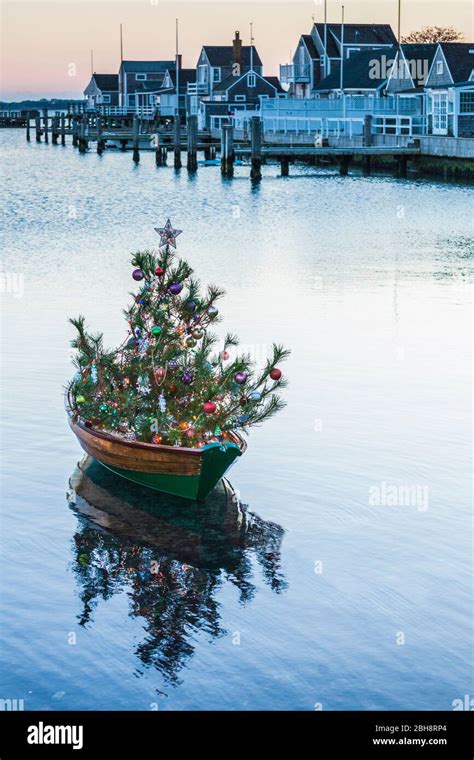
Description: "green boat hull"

(98, 441), (242, 500)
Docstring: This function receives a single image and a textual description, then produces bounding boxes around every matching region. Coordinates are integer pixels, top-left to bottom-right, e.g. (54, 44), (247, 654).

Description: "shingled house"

(194, 31), (263, 99)
(83, 74), (119, 109)
(118, 60), (174, 112)
(158, 67), (196, 118)
(280, 22), (397, 97)
(423, 43), (474, 136)
(199, 70), (285, 130)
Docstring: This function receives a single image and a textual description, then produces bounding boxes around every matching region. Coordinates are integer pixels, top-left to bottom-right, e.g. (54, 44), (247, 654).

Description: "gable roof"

(159, 68), (196, 93)
(264, 76), (285, 93)
(214, 71), (278, 92)
(439, 42), (474, 83)
(301, 34), (318, 59)
(313, 47), (390, 91)
(129, 80), (168, 93)
(212, 70), (283, 94)
(314, 22), (397, 51)
(121, 60), (175, 73)
(397, 43), (438, 87)
(202, 45), (262, 67)
(92, 74), (118, 91)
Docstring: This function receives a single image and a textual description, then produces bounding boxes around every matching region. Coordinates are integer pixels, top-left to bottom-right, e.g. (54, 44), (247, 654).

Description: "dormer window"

(136, 73), (147, 81)
(437, 61), (443, 75)
(213, 68), (221, 83)
(248, 72), (256, 87)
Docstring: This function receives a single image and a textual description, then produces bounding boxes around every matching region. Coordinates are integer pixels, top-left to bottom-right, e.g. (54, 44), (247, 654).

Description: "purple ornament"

(181, 371), (194, 385)
(132, 268), (144, 281)
(168, 282), (183, 295)
(234, 372), (248, 385)
(168, 358), (179, 370)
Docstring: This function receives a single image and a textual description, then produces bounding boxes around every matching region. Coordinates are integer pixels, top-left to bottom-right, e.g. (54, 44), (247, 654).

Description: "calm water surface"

(0, 130), (472, 710)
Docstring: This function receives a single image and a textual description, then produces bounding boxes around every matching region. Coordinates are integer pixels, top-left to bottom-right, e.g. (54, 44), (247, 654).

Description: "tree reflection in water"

(68, 457), (287, 684)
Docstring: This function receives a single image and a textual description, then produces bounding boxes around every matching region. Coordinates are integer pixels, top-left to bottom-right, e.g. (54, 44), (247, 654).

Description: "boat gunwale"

(65, 385), (248, 457)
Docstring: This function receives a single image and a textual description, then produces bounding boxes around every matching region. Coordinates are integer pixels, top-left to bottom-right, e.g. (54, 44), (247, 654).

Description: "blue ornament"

(250, 391), (261, 402)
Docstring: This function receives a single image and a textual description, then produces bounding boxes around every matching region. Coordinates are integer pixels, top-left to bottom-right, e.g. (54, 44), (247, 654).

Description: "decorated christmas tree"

(69, 220), (289, 449)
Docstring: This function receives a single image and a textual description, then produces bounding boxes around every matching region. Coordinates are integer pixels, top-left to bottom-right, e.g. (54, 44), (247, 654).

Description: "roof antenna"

(250, 21), (254, 70)
(120, 23), (123, 63)
(90, 49), (94, 75)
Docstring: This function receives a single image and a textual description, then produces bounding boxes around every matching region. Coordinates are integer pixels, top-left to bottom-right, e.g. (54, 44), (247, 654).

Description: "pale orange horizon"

(1, 0), (473, 100)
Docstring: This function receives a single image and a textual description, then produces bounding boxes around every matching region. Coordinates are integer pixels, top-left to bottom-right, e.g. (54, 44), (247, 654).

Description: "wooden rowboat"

(65, 389), (247, 501)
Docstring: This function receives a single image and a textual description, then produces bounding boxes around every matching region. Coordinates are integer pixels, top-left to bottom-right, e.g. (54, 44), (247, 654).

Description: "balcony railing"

(279, 64), (311, 84)
(188, 82), (209, 95)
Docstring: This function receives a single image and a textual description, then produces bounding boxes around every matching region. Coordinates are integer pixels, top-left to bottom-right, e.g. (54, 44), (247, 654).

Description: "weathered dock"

(26, 110), (421, 179)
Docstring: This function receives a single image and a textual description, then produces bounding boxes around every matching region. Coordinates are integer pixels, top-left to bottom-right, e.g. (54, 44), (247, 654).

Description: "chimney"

(233, 31), (242, 69)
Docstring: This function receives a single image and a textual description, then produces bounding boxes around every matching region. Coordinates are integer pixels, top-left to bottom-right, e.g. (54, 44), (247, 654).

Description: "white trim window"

(136, 73), (147, 81)
(102, 94), (111, 103)
(234, 95), (246, 101)
(432, 91), (448, 134)
(248, 73), (256, 87)
(436, 61), (443, 75)
(213, 68), (221, 83)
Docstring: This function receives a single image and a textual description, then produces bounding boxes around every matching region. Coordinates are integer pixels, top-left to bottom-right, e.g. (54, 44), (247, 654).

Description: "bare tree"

(402, 26), (464, 43)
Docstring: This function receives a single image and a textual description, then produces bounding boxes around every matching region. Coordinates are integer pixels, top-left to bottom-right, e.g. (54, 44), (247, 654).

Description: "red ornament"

(203, 401), (217, 414)
(168, 383), (177, 394)
(152, 434), (163, 444)
(154, 367), (166, 382)
(155, 267), (165, 277)
(185, 429), (195, 439)
(270, 368), (282, 381)
(220, 350), (229, 361)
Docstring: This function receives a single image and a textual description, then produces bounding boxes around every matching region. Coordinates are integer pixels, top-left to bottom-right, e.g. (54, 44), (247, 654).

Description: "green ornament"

(99, 403), (108, 412)
(76, 395), (85, 404)
(186, 337), (197, 348)
(214, 426), (222, 435)
(152, 326), (162, 336)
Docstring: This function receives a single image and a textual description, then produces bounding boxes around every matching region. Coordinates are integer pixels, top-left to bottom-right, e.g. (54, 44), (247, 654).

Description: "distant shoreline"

(0, 99), (82, 111)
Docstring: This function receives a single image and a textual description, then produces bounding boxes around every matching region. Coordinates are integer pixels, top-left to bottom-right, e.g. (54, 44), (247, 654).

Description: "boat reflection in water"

(67, 457), (287, 684)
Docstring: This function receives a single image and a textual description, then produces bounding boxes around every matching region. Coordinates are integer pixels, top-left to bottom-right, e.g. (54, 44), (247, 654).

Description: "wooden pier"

(26, 110), (421, 179)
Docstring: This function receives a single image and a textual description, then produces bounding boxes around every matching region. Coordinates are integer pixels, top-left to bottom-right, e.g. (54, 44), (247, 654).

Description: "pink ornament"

(203, 401), (217, 414)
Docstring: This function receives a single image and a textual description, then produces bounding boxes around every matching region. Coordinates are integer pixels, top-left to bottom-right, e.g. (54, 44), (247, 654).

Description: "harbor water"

(0, 130), (472, 710)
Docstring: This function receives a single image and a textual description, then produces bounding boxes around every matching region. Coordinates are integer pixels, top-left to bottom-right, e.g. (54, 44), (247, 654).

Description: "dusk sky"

(1, 0), (473, 100)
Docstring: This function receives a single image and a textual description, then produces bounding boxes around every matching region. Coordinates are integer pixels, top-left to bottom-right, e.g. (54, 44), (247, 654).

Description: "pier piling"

(280, 157), (289, 177)
(154, 134), (162, 165)
(396, 155), (408, 179)
(132, 116), (140, 164)
(35, 115), (41, 142)
(186, 115), (198, 172)
(51, 116), (59, 145)
(97, 117), (104, 155)
(362, 155), (372, 175)
(26, 112), (31, 142)
(78, 114), (88, 153)
(220, 124), (234, 177)
(173, 116), (182, 169)
(250, 116), (262, 181)
(60, 114), (66, 145)
(339, 155), (352, 176)
(72, 117), (79, 148)
(43, 109), (49, 144)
